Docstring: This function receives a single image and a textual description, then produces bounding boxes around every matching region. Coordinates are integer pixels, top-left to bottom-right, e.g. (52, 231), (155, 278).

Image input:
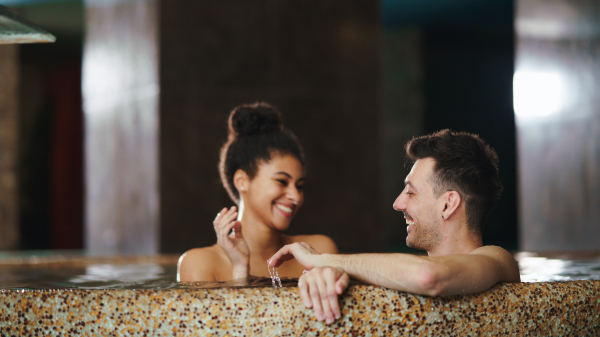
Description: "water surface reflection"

(1, 253), (599, 290)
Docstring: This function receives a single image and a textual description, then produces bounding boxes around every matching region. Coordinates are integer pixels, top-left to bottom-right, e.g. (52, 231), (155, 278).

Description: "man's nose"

(393, 193), (406, 211)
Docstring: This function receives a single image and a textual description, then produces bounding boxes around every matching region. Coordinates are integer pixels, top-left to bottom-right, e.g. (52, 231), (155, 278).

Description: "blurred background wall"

(515, 0), (600, 251)
(158, 0), (382, 254)
(2, 0), (83, 251)
(380, 0), (516, 252)
(0, 44), (19, 250)
(0, 0), (596, 255)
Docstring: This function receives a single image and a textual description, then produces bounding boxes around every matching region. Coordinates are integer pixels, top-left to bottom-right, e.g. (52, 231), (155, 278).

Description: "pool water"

(516, 253), (600, 282)
(0, 252), (599, 290)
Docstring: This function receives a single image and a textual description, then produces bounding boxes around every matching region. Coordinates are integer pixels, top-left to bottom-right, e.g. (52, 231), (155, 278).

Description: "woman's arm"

(177, 248), (217, 282)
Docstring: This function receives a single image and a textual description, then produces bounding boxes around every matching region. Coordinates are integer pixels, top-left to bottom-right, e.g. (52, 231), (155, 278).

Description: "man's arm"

(325, 245), (520, 296)
(268, 242), (520, 296)
(268, 243), (520, 324)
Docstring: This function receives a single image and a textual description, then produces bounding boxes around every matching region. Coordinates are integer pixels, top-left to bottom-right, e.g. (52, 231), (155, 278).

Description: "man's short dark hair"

(405, 129), (502, 235)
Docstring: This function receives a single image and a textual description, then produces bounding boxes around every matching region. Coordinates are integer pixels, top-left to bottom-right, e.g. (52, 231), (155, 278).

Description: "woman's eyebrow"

(273, 172), (292, 178)
(273, 172), (306, 182)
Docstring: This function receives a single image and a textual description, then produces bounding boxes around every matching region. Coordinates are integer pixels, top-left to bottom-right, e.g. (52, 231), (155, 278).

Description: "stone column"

(82, 0), (159, 255)
(0, 45), (19, 250)
(516, 0), (600, 250)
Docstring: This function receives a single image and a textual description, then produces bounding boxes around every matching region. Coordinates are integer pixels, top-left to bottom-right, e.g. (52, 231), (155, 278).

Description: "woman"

(178, 102), (338, 282)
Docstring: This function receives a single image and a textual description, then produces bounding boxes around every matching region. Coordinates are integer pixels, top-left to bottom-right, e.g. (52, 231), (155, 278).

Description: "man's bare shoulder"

(469, 245), (521, 282)
(178, 245), (228, 282)
(468, 245), (513, 258)
(286, 234), (339, 254)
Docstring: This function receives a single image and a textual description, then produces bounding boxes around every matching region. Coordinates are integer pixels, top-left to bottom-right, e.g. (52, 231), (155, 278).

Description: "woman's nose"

(287, 186), (302, 203)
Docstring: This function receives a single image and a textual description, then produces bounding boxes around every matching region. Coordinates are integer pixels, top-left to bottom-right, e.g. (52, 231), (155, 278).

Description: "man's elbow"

(415, 264), (447, 297)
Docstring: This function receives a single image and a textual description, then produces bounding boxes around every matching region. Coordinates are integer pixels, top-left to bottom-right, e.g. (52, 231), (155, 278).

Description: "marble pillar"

(0, 45), (19, 250)
(516, 0), (600, 250)
(160, 1), (382, 253)
(82, 0), (159, 255)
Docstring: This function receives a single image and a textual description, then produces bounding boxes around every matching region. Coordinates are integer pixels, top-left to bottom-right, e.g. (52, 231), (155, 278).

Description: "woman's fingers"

(218, 218), (239, 245)
(213, 207), (238, 239)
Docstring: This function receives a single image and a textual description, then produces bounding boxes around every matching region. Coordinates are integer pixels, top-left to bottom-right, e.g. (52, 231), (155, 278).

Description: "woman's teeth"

(276, 204), (292, 213)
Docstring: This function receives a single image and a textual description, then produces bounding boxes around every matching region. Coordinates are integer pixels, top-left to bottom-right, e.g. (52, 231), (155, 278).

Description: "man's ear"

(441, 190), (462, 220)
(233, 169), (249, 193)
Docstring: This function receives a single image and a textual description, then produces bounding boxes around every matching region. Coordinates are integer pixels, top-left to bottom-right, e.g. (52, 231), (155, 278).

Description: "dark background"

(9, 0), (517, 253)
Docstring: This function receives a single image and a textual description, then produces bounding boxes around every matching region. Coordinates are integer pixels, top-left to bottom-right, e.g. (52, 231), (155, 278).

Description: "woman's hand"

(214, 206), (249, 279)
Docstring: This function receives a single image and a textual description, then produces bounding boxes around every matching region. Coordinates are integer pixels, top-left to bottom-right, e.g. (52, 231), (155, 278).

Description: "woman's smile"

(274, 202), (295, 217)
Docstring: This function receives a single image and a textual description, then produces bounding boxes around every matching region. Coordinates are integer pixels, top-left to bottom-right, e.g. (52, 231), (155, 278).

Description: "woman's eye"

(276, 179), (288, 186)
(296, 185), (304, 191)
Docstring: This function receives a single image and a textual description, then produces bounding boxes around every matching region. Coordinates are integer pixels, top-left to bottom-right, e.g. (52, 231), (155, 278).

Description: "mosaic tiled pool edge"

(1, 281), (598, 336)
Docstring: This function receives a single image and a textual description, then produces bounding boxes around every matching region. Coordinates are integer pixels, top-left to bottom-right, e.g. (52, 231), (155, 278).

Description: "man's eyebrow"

(404, 180), (418, 191)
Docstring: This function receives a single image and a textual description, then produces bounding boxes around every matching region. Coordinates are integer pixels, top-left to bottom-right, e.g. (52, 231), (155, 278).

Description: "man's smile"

(403, 211), (414, 225)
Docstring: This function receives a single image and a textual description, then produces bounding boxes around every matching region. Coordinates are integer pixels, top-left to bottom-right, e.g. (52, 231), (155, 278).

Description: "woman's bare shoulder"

(180, 245), (224, 262)
(286, 234), (339, 254)
(177, 245), (228, 282)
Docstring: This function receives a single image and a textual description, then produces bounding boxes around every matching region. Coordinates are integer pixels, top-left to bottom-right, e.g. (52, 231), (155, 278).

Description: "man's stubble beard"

(406, 217), (442, 252)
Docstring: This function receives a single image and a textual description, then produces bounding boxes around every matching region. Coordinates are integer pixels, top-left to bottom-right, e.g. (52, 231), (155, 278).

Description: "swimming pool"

(1, 251), (598, 290)
(1, 252), (599, 336)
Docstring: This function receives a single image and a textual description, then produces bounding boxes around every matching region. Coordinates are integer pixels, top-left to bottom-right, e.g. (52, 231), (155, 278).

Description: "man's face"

(393, 158), (443, 252)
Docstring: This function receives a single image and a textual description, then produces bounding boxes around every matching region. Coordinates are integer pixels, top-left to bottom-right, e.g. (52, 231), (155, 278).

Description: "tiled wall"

(159, 1), (382, 253)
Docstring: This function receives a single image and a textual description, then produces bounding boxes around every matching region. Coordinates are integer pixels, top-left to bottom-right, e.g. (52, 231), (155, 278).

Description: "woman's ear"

(441, 190), (462, 220)
(233, 169), (249, 193)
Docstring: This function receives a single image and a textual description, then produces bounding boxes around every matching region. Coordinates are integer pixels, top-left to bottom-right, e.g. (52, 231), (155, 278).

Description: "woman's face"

(242, 154), (305, 231)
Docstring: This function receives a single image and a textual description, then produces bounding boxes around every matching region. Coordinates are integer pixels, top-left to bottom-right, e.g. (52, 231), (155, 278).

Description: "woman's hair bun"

(229, 102), (283, 138)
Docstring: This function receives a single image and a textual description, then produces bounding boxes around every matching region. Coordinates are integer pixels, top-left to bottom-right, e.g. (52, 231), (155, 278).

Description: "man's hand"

(299, 267), (349, 324)
(268, 243), (349, 324)
(268, 242), (324, 270)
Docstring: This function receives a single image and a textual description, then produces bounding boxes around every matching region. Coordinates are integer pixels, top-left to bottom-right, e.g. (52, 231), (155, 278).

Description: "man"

(268, 129), (521, 325)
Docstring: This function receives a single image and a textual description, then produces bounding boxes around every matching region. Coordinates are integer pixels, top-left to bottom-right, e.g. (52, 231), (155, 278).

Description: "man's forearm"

(321, 253), (441, 295)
